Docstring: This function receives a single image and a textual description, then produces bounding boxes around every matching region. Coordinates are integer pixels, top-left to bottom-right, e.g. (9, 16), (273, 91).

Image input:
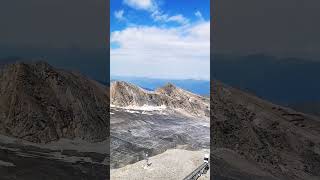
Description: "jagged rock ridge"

(0, 61), (109, 143)
(110, 81), (210, 117)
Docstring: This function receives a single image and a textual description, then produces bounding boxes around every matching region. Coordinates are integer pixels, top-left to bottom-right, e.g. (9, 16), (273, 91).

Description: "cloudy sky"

(110, 0), (210, 80)
(0, 0), (106, 48)
(213, 0), (320, 60)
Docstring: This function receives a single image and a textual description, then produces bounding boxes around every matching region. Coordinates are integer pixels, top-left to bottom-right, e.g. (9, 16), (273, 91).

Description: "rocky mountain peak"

(110, 81), (210, 117)
(0, 61), (109, 143)
(162, 82), (176, 90)
(155, 83), (177, 95)
(110, 81), (163, 107)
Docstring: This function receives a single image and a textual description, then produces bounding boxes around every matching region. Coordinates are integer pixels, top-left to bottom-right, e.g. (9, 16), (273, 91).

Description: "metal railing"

(183, 162), (209, 180)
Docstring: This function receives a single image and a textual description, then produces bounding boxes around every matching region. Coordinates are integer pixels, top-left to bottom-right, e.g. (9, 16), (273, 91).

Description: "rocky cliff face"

(110, 81), (164, 107)
(0, 61), (109, 143)
(211, 80), (320, 180)
(110, 81), (210, 117)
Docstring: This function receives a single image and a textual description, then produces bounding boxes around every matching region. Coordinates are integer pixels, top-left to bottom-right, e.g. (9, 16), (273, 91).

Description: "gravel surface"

(111, 149), (210, 180)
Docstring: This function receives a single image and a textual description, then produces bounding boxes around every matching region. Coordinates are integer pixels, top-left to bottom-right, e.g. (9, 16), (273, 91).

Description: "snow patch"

(0, 160), (15, 167)
(111, 104), (167, 112)
(125, 110), (140, 114)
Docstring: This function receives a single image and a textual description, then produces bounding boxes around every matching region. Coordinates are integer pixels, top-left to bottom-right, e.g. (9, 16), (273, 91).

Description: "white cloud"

(123, 0), (156, 11)
(110, 21), (210, 80)
(123, 0), (189, 25)
(195, 11), (204, 21)
(151, 10), (189, 25)
(114, 10), (126, 21)
(167, 14), (189, 24)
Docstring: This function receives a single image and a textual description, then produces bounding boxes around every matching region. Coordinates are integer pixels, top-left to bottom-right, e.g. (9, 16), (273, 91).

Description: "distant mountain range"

(291, 102), (320, 117)
(212, 54), (320, 116)
(111, 76), (210, 96)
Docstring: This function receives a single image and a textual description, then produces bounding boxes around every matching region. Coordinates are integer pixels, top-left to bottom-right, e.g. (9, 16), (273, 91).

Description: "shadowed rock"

(211, 80), (320, 180)
(0, 61), (109, 143)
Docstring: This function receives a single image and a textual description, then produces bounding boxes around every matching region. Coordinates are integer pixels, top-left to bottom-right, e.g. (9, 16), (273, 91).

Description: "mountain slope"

(110, 81), (210, 169)
(110, 81), (210, 117)
(0, 61), (109, 143)
(211, 80), (320, 180)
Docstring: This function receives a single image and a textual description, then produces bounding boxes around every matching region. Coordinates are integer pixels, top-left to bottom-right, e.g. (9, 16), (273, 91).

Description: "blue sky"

(110, 0), (210, 80)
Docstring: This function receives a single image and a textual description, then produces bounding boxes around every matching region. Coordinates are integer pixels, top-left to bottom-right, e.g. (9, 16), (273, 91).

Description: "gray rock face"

(211, 81), (320, 180)
(110, 81), (164, 107)
(0, 61), (109, 143)
(110, 81), (210, 117)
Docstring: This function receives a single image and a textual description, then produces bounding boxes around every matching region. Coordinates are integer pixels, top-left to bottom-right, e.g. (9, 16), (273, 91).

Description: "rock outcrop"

(0, 61), (109, 143)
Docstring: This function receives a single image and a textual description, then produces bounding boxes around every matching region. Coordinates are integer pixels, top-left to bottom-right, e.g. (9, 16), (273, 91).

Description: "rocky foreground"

(0, 61), (109, 179)
(211, 81), (320, 180)
(111, 149), (210, 180)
